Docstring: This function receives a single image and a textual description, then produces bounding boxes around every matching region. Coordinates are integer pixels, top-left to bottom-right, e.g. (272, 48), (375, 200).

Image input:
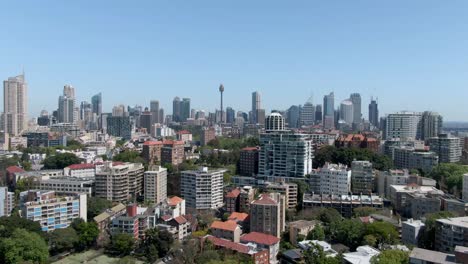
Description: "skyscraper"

(251, 91), (261, 124)
(150, 100), (159, 125)
(323, 92), (335, 129)
(172, 97), (181, 122)
(3, 74), (28, 136)
(300, 98), (315, 126)
(226, 107), (235, 124)
(91, 92), (102, 116)
(180, 98), (191, 121)
(384, 111), (422, 140)
(368, 98), (379, 127)
(58, 85), (76, 124)
(340, 99), (354, 125)
(350, 93), (362, 125)
(315, 104), (323, 124)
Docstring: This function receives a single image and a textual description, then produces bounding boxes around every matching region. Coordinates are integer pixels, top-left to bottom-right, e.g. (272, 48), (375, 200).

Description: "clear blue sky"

(1, 1), (468, 121)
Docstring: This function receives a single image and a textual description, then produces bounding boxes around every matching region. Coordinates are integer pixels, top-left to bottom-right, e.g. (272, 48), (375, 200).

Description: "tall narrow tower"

(219, 84), (224, 123)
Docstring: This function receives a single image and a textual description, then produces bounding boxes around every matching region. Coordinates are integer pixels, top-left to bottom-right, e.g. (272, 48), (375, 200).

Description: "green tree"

(353, 207), (377, 217)
(47, 227), (79, 255)
(143, 228), (174, 261)
(313, 146), (393, 171)
(332, 219), (365, 250)
(306, 225), (325, 241)
(71, 219), (99, 251)
(303, 243), (341, 264)
(293, 180), (309, 211)
(42, 152), (81, 169)
(113, 150), (146, 164)
(419, 211), (455, 249)
(365, 221), (399, 247)
(107, 233), (135, 256)
(429, 163), (468, 194)
(0, 228), (49, 264)
(317, 208), (342, 224)
(363, 234), (378, 247)
(371, 250), (409, 264)
(87, 196), (113, 219)
(196, 250), (221, 264)
(0, 215), (42, 237)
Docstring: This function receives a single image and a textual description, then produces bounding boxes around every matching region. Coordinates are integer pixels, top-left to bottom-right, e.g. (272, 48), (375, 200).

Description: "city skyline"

(1, 1), (468, 121)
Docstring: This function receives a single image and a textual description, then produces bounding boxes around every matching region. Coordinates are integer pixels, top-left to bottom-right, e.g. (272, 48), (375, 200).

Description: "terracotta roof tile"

(225, 188), (241, 198)
(168, 196), (184, 206)
(241, 232), (280, 246)
(173, 215), (187, 225)
(241, 147), (258, 151)
(210, 220), (239, 232)
(207, 236), (250, 254)
(177, 130), (191, 135)
(67, 163), (96, 170)
(252, 194), (278, 206)
(161, 215), (172, 221)
(6, 166), (25, 174)
(143, 141), (163, 146)
(228, 212), (249, 222)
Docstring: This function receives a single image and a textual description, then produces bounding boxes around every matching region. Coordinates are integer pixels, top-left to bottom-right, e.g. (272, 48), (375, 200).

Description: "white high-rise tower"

(3, 74), (28, 136)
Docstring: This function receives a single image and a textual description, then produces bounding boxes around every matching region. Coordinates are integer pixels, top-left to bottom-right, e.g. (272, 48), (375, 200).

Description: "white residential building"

(144, 166), (167, 204)
(64, 163), (96, 178)
(310, 163), (351, 195)
(37, 177), (94, 196)
(3, 74), (28, 136)
(180, 167), (224, 210)
(402, 219), (425, 246)
(385, 111), (422, 140)
(428, 133), (462, 163)
(19, 190), (87, 232)
(0, 187), (14, 217)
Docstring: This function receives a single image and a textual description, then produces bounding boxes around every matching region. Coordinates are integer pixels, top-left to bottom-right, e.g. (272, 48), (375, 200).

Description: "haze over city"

(1, 1), (468, 121)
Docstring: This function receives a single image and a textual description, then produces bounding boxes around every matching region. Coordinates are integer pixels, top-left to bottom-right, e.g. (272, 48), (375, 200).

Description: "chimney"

(127, 204), (137, 217)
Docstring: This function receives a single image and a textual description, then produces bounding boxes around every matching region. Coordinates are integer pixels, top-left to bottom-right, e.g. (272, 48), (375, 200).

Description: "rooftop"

(167, 196), (184, 206)
(67, 163), (96, 170)
(225, 188), (241, 198)
(437, 216), (468, 228)
(409, 248), (456, 264)
(206, 236), (250, 254)
(241, 232), (280, 246)
(251, 194), (278, 206)
(228, 212), (249, 222)
(210, 220), (239, 232)
(6, 166), (25, 174)
(343, 246), (380, 264)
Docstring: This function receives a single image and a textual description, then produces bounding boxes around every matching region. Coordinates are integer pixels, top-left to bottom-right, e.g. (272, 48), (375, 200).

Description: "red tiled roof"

(6, 166), (25, 174)
(210, 220), (239, 232)
(161, 215), (172, 221)
(228, 212), (249, 222)
(173, 215), (187, 225)
(241, 232), (280, 246)
(252, 194), (278, 206)
(112, 162), (125, 166)
(225, 188), (241, 198)
(143, 141), (163, 146)
(67, 163), (95, 170)
(168, 196), (184, 206)
(241, 147), (258, 151)
(162, 140), (184, 145)
(177, 130), (191, 135)
(207, 236), (250, 254)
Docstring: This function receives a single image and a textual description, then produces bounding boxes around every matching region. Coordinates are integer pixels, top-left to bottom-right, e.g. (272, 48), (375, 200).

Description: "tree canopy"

(0, 215), (42, 237)
(314, 145), (393, 170)
(113, 150), (146, 164)
(107, 233), (135, 256)
(42, 152), (81, 169)
(71, 219), (99, 251)
(429, 163), (468, 194)
(47, 227), (79, 255)
(0, 228), (49, 264)
(87, 196), (113, 219)
(371, 250), (409, 264)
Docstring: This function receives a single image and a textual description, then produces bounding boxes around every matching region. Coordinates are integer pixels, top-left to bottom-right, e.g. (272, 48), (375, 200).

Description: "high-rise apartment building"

(351, 161), (374, 194)
(107, 116), (131, 140)
(239, 147), (259, 176)
(144, 166), (167, 204)
(421, 111), (443, 140)
(309, 163), (351, 195)
(95, 162), (144, 202)
(350, 93), (362, 125)
(180, 98), (191, 122)
(180, 167), (224, 210)
(58, 85), (77, 124)
(139, 111), (152, 133)
(250, 193), (285, 238)
(3, 75), (28, 136)
(323, 92), (335, 129)
(368, 98), (379, 128)
(259, 114), (313, 181)
(384, 111), (422, 140)
(0, 187), (14, 217)
(428, 133), (462, 163)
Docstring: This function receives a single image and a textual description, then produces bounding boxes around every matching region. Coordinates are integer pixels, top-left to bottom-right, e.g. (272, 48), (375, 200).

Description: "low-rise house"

(210, 220), (242, 242)
(289, 220), (319, 244)
(343, 246), (380, 264)
(241, 232), (280, 264)
(205, 235), (270, 264)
